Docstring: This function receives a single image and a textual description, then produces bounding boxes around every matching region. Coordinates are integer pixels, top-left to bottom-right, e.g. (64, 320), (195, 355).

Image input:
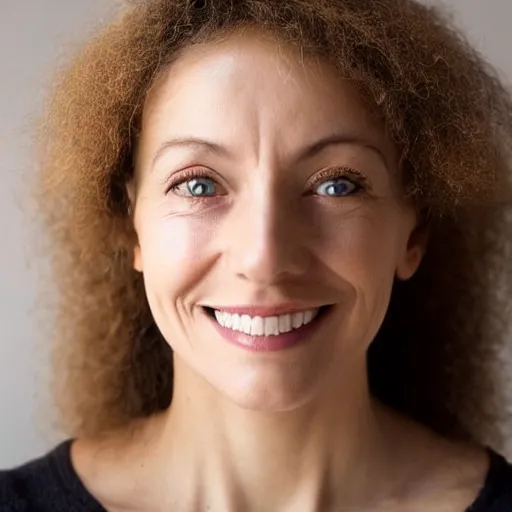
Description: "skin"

(72, 30), (488, 511)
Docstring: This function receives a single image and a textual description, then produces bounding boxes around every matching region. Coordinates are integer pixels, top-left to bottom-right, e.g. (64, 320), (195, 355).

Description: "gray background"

(0, 0), (511, 467)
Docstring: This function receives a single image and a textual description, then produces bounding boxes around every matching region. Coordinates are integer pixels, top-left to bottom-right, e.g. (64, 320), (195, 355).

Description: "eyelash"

(165, 166), (368, 197)
(165, 167), (216, 194)
(304, 167), (368, 196)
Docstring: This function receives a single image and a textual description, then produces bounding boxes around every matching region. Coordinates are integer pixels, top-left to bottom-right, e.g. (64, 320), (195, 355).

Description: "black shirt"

(1, 440), (511, 511)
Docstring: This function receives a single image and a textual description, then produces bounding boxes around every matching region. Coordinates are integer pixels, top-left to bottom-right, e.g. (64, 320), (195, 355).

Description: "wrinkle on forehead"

(138, 29), (398, 178)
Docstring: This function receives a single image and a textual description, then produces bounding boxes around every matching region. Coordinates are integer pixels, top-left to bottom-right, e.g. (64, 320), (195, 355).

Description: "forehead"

(139, 30), (396, 166)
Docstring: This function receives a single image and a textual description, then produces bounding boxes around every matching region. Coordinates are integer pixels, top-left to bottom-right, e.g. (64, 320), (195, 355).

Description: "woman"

(1, 0), (512, 510)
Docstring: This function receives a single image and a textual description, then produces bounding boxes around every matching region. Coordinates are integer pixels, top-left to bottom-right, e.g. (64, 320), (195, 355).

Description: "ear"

(396, 215), (429, 281)
(126, 180), (143, 273)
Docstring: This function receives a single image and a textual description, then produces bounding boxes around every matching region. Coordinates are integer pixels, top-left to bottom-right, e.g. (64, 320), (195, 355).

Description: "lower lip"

(205, 307), (331, 352)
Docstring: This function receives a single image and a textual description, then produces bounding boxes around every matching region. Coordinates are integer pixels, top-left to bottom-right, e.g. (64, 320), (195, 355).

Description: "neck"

(142, 356), (402, 511)
(75, 357), (483, 512)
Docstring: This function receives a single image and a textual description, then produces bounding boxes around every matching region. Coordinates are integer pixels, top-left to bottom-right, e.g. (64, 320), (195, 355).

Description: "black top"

(1, 440), (511, 511)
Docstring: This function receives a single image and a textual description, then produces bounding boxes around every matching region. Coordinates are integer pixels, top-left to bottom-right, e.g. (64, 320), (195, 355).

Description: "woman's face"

(132, 31), (425, 411)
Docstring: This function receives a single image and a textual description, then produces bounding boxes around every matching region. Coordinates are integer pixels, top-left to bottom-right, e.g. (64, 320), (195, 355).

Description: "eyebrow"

(151, 138), (231, 169)
(151, 133), (389, 170)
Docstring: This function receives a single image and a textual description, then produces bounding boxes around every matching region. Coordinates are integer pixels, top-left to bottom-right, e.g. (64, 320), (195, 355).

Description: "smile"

(203, 305), (332, 352)
(214, 308), (319, 336)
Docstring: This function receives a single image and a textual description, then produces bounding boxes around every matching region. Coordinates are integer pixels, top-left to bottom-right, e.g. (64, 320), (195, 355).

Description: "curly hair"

(32, 0), (512, 449)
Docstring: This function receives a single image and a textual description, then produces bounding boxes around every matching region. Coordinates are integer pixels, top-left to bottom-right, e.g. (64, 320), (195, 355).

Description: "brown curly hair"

(32, 0), (512, 449)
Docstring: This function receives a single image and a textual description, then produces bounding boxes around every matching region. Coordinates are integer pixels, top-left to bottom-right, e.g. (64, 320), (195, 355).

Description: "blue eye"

(316, 178), (358, 197)
(178, 177), (217, 197)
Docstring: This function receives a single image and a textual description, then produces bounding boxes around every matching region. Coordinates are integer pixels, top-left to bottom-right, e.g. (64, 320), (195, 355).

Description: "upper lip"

(203, 304), (328, 317)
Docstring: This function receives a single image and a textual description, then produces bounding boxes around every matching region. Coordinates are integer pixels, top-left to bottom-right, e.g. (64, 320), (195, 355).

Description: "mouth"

(202, 305), (333, 352)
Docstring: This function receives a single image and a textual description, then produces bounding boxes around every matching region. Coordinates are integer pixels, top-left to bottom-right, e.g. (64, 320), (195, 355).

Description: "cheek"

(136, 210), (223, 337)
(313, 210), (403, 348)
(135, 207), (225, 320)
(315, 206), (403, 280)
(138, 211), (219, 269)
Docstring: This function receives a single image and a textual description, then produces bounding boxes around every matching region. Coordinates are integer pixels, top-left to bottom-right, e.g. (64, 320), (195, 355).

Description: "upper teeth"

(214, 309), (319, 336)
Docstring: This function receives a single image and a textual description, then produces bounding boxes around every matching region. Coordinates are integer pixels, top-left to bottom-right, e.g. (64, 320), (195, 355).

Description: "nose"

(226, 189), (311, 285)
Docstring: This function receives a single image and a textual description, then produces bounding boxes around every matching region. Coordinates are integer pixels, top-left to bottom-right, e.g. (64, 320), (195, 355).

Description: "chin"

(206, 364), (325, 413)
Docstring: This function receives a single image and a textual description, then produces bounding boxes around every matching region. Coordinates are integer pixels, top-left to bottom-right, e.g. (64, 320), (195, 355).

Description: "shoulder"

(0, 466), (27, 511)
(0, 444), (60, 511)
(0, 440), (101, 512)
(468, 449), (512, 512)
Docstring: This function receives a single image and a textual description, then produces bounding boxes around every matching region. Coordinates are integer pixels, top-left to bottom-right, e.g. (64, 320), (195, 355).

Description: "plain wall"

(0, 0), (511, 467)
